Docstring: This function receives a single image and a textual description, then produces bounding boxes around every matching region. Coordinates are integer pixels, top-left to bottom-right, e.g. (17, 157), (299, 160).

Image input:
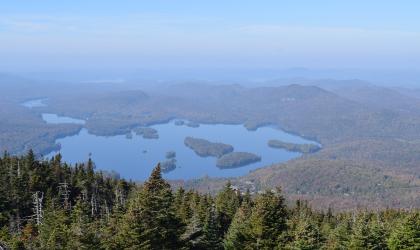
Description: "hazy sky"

(1, 1), (419, 71)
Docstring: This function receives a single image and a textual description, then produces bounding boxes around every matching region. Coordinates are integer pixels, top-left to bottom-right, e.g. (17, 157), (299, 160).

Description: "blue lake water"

(45, 118), (317, 180)
(21, 98), (318, 180)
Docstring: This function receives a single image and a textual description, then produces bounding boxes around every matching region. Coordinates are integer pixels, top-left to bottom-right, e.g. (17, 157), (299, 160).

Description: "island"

(125, 132), (133, 139)
(267, 140), (321, 153)
(184, 136), (234, 157)
(174, 120), (185, 126)
(216, 152), (261, 169)
(165, 151), (176, 159)
(160, 159), (177, 173)
(186, 121), (200, 128)
(133, 127), (159, 139)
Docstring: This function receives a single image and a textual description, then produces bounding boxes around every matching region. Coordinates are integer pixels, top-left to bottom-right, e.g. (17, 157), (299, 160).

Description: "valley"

(1, 76), (420, 209)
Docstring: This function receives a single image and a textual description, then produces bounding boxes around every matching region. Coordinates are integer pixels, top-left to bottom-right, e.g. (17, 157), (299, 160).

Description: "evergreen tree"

(67, 199), (99, 249)
(248, 189), (288, 249)
(224, 201), (252, 250)
(0, 152), (419, 250)
(349, 213), (387, 250)
(324, 219), (351, 250)
(36, 205), (70, 249)
(199, 205), (223, 250)
(286, 213), (321, 250)
(215, 182), (241, 235)
(122, 165), (183, 249)
(387, 212), (420, 250)
(181, 210), (205, 249)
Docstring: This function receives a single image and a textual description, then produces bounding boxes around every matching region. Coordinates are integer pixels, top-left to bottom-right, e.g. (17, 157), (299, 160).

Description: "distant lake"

(45, 118), (317, 180)
(23, 98), (318, 180)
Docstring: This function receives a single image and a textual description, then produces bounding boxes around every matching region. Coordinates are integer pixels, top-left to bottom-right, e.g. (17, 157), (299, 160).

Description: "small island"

(160, 159), (177, 173)
(174, 120), (185, 126)
(184, 137), (234, 157)
(216, 152), (261, 169)
(165, 151), (176, 159)
(268, 140), (321, 153)
(125, 132), (133, 139)
(133, 127), (159, 139)
(186, 121), (200, 128)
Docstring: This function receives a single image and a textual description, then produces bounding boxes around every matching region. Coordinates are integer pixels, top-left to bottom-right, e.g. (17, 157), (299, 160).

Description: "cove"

(47, 120), (317, 180)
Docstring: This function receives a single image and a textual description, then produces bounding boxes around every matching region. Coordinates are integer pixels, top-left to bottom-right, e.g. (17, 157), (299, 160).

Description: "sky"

(0, 1), (419, 72)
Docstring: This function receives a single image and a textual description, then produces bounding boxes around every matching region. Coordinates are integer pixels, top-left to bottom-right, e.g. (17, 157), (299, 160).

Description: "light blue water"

(46, 119), (317, 180)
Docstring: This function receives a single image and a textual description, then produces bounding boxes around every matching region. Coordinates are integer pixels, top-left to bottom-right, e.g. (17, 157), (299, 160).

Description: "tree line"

(0, 150), (418, 249)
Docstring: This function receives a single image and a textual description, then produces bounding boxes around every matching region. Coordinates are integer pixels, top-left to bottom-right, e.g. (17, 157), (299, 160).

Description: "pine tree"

(224, 201), (252, 250)
(215, 182), (241, 235)
(200, 205), (222, 250)
(286, 213), (321, 250)
(368, 215), (387, 250)
(121, 165), (183, 249)
(349, 212), (387, 250)
(248, 189), (288, 249)
(387, 212), (420, 250)
(181, 210), (205, 249)
(100, 208), (124, 250)
(324, 219), (351, 250)
(37, 205), (70, 249)
(67, 199), (99, 249)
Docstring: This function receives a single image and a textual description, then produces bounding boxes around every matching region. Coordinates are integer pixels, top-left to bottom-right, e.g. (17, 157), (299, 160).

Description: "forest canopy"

(0, 151), (418, 249)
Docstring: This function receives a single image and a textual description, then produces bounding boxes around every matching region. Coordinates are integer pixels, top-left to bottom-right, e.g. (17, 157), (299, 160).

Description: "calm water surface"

(47, 119), (316, 180)
(24, 98), (318, 180)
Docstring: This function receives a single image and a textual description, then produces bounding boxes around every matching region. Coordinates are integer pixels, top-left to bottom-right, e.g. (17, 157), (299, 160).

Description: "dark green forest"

(0, 151), (418, 249)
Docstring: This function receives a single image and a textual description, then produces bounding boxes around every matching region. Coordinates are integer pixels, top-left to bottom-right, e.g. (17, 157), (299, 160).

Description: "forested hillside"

(0, 151), (418, 249)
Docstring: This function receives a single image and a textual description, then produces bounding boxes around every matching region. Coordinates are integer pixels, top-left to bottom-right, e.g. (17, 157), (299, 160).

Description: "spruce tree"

(324, 219), (351, 250)
(349, 213), (387, 250)
(248, 189), (288, 249)
(387, 212), (420, 250)
(286, 213), (321, 250)
(201, 205), (222, 250)
(121, 165), (183, 249)
(182, 210), (205, 249)
(67, 199), (99, 249)
(37, 205), (70, 249)
(215, 182), (241, 235)
(224, 201), (252, 250)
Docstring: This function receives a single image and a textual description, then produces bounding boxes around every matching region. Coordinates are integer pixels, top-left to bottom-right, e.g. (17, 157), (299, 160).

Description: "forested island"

(160, 158), (177, 173)
(184, 137), (234, 157)
(165, 151), (176, 159)
(174, 120), (185, 126)
(133, 127), (159, 139)
(0, 151), (418, 249)
(161, 151), (177, 173)
(216, 152), (262, 169)
(268, 139), (321, 153)
(184, 137), (262, 168)
(186, 121), (200, 128)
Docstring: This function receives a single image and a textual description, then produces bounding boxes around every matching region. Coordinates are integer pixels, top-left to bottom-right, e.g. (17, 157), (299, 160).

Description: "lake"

(21, 98), (318, 180)
(44, 116), (317, 180)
